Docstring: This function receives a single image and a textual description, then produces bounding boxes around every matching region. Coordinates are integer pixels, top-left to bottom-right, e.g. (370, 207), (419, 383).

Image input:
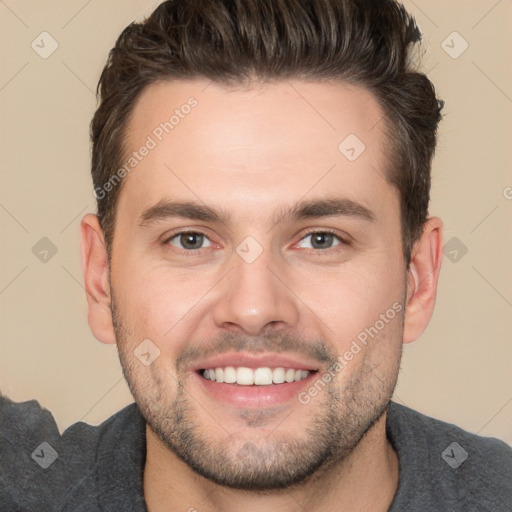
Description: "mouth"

(190, 353), (320, 408)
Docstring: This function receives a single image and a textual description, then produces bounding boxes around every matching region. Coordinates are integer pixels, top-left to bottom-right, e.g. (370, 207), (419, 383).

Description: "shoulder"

(387, 401), (512, 511)
(387, 400), (512, 466)
(0, 393), (143, 511)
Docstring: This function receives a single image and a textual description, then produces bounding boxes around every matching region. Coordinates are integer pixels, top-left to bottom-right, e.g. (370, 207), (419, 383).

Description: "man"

(1, 0), (511, 511)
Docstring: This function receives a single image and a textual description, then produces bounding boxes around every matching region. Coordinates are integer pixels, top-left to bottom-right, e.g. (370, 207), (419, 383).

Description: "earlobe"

(80, 213), (116, 345)
(403, 216), (443, 344)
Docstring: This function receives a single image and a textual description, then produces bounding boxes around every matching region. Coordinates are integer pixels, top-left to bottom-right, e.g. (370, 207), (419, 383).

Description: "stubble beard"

(111, 289), (404, 491)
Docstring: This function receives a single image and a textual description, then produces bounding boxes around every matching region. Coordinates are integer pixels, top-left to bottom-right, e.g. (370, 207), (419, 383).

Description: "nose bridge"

(212, 237), (299, 334)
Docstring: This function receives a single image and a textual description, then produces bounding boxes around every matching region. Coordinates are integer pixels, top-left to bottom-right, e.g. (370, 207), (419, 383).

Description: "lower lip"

(193, 371), (318, 408)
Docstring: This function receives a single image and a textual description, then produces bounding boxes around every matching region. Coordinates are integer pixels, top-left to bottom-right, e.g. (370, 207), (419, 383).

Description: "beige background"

(0, 1), (511, 445)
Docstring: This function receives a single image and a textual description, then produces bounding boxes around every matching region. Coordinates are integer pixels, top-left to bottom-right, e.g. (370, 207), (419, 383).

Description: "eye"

(296, 230), (346, 251)
(165, 231), (212, 251)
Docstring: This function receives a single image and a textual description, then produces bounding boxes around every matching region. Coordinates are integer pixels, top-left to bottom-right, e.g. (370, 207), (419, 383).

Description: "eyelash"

(162, 229), (350, 255)
(300, 229), (350, 253)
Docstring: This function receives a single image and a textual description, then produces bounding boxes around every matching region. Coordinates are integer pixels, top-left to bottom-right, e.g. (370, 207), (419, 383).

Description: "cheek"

(112, 258), (170, 335)
(113, 260), (216, 350)
(291, 255), (404, 349)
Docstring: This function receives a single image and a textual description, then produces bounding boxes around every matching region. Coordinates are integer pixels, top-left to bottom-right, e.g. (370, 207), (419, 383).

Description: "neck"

(143, 412), (399, 512)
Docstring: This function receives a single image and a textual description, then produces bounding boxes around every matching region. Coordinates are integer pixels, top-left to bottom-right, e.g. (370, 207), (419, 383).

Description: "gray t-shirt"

(1, 395), (511, 511)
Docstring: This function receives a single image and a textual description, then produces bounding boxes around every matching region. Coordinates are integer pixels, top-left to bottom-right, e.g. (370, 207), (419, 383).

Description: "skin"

(81, 78), (443, 512)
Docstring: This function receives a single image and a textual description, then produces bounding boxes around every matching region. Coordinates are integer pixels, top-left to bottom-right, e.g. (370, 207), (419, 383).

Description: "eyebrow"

(138, 196), (376, 228)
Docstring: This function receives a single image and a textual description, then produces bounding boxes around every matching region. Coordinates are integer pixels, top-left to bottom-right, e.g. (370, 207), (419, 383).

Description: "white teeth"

(223, 366), (237, 384)
(254, 367), (273, 385)
(201, 366), (311, 385)
(285, 368), (295, 383)
(215, 367), (224, 383)
(272, 367), (285, 384)
(237, 367), (254, 385)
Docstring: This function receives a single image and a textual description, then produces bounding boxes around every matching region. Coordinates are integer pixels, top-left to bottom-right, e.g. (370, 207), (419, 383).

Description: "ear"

(403, 216), (443, 344)
(80, 214), (116, 344)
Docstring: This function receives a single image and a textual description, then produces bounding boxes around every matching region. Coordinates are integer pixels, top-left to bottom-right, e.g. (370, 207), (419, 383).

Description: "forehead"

(118, 78), (396, 224)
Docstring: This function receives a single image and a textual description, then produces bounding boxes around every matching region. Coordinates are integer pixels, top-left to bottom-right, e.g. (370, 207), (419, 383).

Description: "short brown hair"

(91, 0), (444, 266)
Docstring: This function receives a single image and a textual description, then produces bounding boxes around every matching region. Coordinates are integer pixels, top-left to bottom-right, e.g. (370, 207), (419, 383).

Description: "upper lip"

(189, 352), (320, 372)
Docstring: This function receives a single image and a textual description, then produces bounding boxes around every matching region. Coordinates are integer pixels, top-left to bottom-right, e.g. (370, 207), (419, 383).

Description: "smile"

(200, 366), (313, 385)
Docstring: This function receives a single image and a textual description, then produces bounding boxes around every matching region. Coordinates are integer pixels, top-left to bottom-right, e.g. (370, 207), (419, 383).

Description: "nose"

(212, 244), (300, 336)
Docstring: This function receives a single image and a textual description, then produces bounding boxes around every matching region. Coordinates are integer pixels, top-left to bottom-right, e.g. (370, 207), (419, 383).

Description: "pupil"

(182, 233), (202, 249)
(312, 233), (332, 249)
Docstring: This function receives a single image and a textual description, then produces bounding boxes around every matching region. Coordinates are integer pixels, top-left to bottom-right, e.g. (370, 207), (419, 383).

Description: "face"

(109, 78), (407, 490)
